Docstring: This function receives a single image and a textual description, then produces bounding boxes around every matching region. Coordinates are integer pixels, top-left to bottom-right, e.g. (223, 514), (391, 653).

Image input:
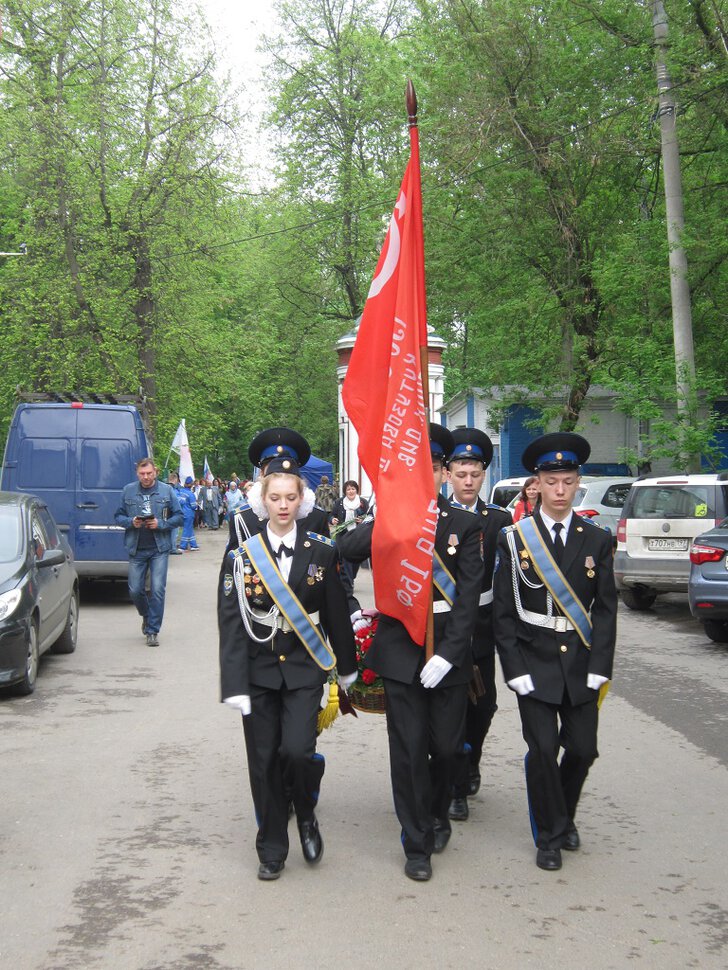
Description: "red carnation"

(361, 668), (377, 686)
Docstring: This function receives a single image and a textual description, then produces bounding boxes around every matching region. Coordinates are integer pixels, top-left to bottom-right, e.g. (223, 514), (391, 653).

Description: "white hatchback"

(614, 473), (728, 609)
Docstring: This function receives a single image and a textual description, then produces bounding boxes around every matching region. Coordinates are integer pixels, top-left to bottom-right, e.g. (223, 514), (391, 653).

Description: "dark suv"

(614, 473), (728, 610)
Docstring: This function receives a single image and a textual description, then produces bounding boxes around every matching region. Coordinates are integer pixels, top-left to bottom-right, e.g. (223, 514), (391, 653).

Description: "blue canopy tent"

(300, 454), (334, 492)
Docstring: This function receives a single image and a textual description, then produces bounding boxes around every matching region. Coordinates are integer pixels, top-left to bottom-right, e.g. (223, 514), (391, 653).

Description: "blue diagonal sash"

(242, 534), (336, 671)
(433, 553), (456, 606)
(515, 517), (593, 648)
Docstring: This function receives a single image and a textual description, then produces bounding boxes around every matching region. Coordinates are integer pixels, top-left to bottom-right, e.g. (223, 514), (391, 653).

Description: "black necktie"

(552, 522), (565, 564)
(276, 544), (293, 561)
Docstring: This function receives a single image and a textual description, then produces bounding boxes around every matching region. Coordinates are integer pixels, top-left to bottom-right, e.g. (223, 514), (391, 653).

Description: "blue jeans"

(128, 548), (170, 635)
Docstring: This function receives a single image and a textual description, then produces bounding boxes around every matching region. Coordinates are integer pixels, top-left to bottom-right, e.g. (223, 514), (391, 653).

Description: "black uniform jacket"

(218, 501), (331, 603)
(493, 511), (617, 706)
(337, 496), (483, 688)
(218, 529), (356, 698)
(457, 498), (512, 659)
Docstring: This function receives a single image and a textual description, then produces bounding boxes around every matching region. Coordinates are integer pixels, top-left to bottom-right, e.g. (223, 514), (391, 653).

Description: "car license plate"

(647, 537), (689, 551)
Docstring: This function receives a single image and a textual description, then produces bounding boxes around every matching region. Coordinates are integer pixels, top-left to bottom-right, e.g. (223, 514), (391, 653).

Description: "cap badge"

(282, 459), (291, 470)
(556, 452), (563, 460)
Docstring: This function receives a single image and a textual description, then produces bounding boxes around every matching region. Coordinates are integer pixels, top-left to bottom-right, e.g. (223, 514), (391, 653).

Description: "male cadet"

(493, 433), (617, 872)
(446, 428), (512, 822)
(337, 424), (483, 882)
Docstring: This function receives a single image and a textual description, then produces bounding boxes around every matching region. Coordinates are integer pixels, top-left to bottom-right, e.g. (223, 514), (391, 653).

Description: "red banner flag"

(342, 124), (436, 646)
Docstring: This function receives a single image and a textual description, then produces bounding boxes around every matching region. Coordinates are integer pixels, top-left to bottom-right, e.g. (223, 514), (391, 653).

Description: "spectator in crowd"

(167, 472), (184, 554)
(512, 477), (540, 522)
(314, 475), (336, 513)
(225, 479), (245, 518)
(179, 477), (199, 551)
(329, 481), (369, 589)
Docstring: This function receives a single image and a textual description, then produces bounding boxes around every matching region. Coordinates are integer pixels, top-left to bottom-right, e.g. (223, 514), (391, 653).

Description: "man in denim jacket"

(115, 458), (183, 646)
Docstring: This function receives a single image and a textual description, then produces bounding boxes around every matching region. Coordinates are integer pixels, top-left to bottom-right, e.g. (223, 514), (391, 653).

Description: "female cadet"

(218, 444), (357, 881)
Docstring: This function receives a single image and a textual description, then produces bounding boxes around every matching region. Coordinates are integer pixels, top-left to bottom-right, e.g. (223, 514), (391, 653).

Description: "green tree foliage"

(1, 0), (725, 472)
(264, 0), (413, 321)
(409, 0), (726, 464)
(0, 0), (240, 452)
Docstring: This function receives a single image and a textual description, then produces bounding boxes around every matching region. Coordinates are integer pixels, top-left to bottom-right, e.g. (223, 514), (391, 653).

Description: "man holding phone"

(115, 458), (183, 646)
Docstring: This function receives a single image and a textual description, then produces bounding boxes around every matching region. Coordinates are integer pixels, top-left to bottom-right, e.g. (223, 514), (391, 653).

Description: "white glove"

(587, 673), (608, 690)
(350, 610), (370, 634)
(420, 655), (453, 689)
(223, 695), (251, 715)
(338, 671), (358, 691)
(507, 674), (535, 696)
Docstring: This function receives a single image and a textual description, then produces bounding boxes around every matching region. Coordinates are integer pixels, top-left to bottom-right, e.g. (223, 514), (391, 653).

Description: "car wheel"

(621, 588), (657, 611)
(51, 589), (79, 655)
(702, 619), (728, 644)
(15, 620), (39, 696)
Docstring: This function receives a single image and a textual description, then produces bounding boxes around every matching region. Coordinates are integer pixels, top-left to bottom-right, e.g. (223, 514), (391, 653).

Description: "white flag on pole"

(171, 420), (194, 483)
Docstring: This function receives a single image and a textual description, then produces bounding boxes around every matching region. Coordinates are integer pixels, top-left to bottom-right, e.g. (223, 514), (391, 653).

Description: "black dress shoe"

(298, 816), (324, 864)
(404, 858), (432, 881)
(536, 848), (562, 871)
(448, 796), (469, 821)
(432, 819), (451, 854)
(468, 767), (481, 796)
(563, 824), (580, 851)
(257, 860), (285, 881)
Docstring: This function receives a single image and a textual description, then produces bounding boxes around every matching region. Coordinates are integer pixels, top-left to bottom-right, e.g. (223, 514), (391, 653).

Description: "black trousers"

(517, 692), (599, 850)
(383, 677), (468, 860)
(242, 683), (323, 863)
(452, 650), (498, 796)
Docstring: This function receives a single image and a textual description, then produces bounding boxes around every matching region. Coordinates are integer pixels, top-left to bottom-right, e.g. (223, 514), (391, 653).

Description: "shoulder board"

(234, 502), (251, 514)
(485, 503), (508, 512)
(579, 517), (611, 534)
(502, 523), (518, 534)
(306, 531), (335, 547)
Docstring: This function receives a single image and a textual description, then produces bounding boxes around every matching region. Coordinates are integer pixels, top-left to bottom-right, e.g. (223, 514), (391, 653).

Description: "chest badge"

(447, 534), (459, 556)
(585, 555), (595, 578)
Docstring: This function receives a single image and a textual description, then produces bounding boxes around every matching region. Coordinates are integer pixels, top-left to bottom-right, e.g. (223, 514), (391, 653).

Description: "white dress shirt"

(538, 509), (574, 546)
(266, 523), (297, 582)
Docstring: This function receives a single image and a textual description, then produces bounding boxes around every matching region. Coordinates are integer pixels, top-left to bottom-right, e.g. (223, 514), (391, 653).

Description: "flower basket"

(350, 683), (386, 714)
(351, 612), (386, 715)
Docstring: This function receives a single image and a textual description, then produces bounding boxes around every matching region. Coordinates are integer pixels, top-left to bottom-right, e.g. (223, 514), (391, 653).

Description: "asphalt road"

(2, 531), (727, 970)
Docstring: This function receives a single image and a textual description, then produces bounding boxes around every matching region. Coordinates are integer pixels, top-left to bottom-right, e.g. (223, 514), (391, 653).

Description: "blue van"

(1, 398), (151, 577)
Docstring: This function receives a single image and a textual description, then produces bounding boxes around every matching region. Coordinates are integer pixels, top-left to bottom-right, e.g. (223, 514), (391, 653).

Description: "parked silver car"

(572, 477), (635, 538)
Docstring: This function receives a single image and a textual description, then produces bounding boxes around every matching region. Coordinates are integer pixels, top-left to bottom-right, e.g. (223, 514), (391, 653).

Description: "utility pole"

(650, 1), (700, 472)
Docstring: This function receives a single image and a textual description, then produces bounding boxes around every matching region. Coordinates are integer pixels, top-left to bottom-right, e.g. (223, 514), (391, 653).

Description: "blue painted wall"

(466, 394), (475, 427)
(501, 405), (543, 476)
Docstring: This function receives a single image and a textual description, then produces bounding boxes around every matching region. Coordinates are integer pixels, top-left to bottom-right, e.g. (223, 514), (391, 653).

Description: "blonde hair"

(261, 473), (304, 498)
